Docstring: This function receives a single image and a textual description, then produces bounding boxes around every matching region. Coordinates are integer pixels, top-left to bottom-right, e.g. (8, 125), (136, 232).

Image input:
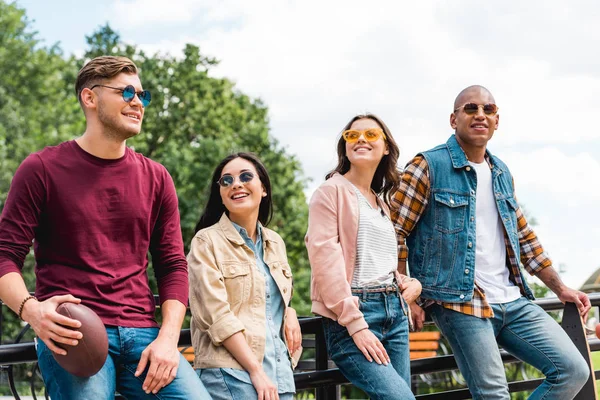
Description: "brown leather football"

(52, 303), (108, 377)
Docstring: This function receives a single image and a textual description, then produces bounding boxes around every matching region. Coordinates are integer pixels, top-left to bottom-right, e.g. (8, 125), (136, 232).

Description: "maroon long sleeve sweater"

(0, 141), (188, 327)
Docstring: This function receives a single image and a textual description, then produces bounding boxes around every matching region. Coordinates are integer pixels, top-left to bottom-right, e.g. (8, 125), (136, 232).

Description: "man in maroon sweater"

(0, 56), (210, 399)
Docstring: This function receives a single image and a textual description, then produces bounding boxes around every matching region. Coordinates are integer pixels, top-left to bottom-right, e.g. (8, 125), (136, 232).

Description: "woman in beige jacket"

(188, 152), (301, 400)
(306, 114), (421, 399)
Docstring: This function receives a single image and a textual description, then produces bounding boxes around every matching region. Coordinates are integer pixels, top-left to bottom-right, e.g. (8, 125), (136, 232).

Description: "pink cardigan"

(305, 173), (394, 336)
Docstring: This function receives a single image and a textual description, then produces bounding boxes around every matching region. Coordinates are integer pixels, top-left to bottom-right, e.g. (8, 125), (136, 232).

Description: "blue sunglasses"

(90, 84), (152, 107)
(217, 171), (255, 187)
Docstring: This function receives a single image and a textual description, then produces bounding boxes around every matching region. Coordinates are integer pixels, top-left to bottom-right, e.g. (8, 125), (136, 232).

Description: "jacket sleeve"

(305, 185), (367, 336)
(187, 234), (245, 345)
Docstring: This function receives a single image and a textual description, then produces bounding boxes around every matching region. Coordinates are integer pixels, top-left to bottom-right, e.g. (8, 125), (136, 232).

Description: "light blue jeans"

(197, 368), (293, 400)
(36, 326), (211, 400)
(430, 297), (590, 400)
(322, 286), (415, 400)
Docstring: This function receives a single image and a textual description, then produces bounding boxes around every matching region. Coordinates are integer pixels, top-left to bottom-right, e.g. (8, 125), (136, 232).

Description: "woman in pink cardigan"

(305, 114), (421, 399)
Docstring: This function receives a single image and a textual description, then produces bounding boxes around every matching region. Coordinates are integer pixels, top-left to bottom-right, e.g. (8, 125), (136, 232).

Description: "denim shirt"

(222, 222), (295, 394)
(406, 135), (534, 303)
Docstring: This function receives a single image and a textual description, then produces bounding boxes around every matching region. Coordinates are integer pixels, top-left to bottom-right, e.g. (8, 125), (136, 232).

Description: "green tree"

(0, 1), (312, 347)
(78, 25), (312, 315)
(0, 2), (84, 394)
(0, 0), (83, 342)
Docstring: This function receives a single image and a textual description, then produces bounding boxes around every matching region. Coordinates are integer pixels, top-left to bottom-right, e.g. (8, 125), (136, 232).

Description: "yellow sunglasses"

(342, 128), (387, 143)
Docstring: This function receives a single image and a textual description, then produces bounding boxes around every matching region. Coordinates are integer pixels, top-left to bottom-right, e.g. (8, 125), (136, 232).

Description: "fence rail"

(1, 294), (599, 399)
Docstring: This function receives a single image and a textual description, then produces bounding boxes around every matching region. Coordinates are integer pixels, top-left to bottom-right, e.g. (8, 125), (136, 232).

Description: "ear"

(80, 87), (97, 110)
(494, 114), (500, 130)
(384, 144), (390, 156)
(450, 113), (457, 129)
(262, 185), (267, 197)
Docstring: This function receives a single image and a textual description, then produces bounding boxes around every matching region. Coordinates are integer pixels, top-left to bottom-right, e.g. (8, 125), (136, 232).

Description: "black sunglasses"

(90, 84), (152, 107)
(454, 103), (498, 115)
(217, 171), (255, 187)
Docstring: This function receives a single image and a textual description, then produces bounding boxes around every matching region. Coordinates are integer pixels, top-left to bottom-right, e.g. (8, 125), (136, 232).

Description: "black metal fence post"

(315, 320), (339, 400)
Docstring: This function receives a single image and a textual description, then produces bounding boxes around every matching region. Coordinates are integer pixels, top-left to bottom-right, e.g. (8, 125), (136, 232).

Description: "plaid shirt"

(391, 155), (552, 318)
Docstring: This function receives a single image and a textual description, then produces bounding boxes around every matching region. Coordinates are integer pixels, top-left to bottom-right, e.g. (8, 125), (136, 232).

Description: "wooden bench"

(409, 331), (441, 360)
(179, 331), (443, 364)
(179, 345), (194, 363)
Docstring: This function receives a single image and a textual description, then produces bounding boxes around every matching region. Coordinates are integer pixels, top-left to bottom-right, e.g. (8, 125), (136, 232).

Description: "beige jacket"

(187, 213), (301, 370)
(306, 173), (408, 336)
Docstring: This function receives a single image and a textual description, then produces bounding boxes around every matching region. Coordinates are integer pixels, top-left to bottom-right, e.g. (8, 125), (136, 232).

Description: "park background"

(1, 0), (599, 398)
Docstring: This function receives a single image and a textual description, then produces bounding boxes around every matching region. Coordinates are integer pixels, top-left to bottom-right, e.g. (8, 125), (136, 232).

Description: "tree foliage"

(0, 1), (312, 345)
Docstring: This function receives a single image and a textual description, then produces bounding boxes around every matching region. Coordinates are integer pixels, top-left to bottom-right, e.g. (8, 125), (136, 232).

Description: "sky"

(16, 0), (600, 290)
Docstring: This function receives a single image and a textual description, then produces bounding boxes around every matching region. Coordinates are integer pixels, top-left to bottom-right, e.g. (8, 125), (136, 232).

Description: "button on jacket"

(188, 213), (300, 370)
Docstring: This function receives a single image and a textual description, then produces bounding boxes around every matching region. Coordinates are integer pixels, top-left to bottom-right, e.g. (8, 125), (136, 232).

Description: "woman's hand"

(249, 368), (279, 400)
(400, 277), (422, 304)
(351, 328), (390, 365)
(284, 307), (302, 354)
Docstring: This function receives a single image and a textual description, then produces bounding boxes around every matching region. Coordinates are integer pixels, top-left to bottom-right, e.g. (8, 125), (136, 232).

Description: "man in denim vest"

(391, 85), (590, 399)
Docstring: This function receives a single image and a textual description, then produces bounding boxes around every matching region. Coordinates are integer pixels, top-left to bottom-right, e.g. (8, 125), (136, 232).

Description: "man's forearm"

(535, 266), (567, 296)
(0, 272), (32, 315)
(158, 299), (186, 342)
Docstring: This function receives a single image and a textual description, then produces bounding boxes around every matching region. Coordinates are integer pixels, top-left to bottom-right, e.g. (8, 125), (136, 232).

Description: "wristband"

(17, 295), (37, 321)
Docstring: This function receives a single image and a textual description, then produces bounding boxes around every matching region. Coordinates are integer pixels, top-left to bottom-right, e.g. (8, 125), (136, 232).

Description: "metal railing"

(1, 294), (599, 399)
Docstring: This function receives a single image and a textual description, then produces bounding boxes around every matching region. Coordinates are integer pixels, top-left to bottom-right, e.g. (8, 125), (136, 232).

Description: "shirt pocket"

(433, 192), (469, 234)
(220, 261), (252, 306)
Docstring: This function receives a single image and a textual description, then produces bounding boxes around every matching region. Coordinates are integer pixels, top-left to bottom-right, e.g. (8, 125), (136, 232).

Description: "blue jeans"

(197, 368), (293, 400)
(430, 297), (589, 400)
(36, 326), (211, 400)
(322, 286), (415, 400)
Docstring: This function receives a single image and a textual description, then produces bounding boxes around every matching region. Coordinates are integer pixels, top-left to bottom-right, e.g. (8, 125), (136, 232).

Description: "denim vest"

(407, 135), (534, 303)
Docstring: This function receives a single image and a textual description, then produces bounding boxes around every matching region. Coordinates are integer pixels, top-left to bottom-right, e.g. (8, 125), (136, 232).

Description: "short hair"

(75, 56), (138, 104)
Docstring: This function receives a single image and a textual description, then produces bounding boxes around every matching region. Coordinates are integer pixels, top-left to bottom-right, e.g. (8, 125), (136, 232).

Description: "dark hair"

(326, 113), (400, 206)
(75, 56), (138, 105)
(195, 152), (273, 232)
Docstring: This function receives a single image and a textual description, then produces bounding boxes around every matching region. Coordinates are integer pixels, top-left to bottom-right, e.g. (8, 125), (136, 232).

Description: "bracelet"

(17, 295), (37, 321)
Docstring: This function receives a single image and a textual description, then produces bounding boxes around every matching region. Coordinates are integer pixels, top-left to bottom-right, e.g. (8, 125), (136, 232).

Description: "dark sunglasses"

(454, 103), (498, 116)
(90, 84), (152, 107)
(217, 171), (255, 187)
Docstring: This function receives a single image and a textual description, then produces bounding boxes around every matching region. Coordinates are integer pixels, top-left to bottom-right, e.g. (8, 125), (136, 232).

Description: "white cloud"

(108, 0), (600, 287)
(503, 147), (600, 205)
(498, 146), (600, 288)
(112, 0), (202, 25)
